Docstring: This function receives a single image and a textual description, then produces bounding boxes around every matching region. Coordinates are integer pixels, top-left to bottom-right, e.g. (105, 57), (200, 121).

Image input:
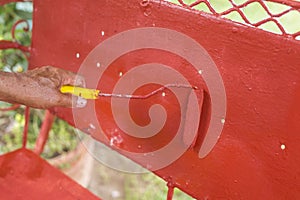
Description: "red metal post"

(166, 181), (174, 200)
(22, 106), (30, 149)
(34, 110), (55, 154)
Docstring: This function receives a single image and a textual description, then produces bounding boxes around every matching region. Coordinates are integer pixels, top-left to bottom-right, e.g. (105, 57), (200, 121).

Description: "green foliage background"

(0, 3), (31, 72)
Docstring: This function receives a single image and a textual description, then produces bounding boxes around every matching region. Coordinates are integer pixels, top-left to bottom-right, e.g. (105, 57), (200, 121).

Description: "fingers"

(26, 66), (88, 108)
(59, 93), (87, 108)
(60, 71), (87, 108)
(26, 66), (62, 88)
(74, 96), (88, 108)
(28, 66), (86, 88)
(60, 73), (86, 91)
(60, 72), (87, 108)
(74, 75), (86, 87)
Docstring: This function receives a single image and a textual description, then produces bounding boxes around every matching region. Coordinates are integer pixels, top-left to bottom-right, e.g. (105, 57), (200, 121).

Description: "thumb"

(73, 96), (88, 108)
(59, 94), (87, 108)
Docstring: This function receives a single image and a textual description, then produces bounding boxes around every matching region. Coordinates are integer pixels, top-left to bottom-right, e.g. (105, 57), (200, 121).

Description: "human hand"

(3, 66), (87, 109)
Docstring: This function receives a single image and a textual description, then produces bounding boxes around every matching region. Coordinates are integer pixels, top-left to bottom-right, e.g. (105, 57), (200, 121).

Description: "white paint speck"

(119, 72), (123, 77)
(96, 62), (101, 67)
(280, 144), (286, 150)
(101, 31), (105, 36)
(296, 35), (300, 41)
(89, 123), (96, 130)
(198, 70), (203, 75)
(109, 138), (114, 146)
(111, 190), (121, 198)
(162, 92), (166, 97)
(76, 53), (80, 58)
(109, 134), (123, 147)
(221, 118), (225, 124)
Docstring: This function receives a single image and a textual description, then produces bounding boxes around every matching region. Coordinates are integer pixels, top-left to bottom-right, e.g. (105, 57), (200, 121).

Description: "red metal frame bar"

(166, 181), (174, 200)
(11, 19), (30, 41)
(0, 0), (300, 199)
(175, 0), (300, 39)
(34, 110), (55, 154)
(0, 104), (20, 111)
(22, 106), (30, 148)
(0, 40), (30, 52)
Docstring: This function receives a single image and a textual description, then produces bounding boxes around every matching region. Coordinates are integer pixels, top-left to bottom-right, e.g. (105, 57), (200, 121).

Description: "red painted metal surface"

(34, 110), (55, 155)
(22, 106), (30, 148)
(0, 104), (20, 111)
(0, 40), (30, 52)
(0, 148), (100, 200)
(28, 0), (300, 199)
(1, 0), (300, 199)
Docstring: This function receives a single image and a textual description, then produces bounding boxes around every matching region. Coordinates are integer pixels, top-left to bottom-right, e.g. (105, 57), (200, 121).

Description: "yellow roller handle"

(60, 85), (100, 100)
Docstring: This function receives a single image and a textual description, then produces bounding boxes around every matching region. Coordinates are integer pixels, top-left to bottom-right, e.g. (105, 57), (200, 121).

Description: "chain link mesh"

(166, 0), (300, 40)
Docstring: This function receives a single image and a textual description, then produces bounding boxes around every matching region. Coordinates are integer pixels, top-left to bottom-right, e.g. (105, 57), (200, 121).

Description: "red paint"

(177, 0), (300, 38)
(0, 40), (30, 52)
(22, 107), (30, 148)
(11, 20), (30, 41)
(34, 110), (55, 155)
(268, 0), (300, 9)
(166, 184), (174, 200)
(1, 0), (300, 199)
(0, 104), (20, 111)
(29, 0), (300, 199)
(0, 149), (100, 200)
